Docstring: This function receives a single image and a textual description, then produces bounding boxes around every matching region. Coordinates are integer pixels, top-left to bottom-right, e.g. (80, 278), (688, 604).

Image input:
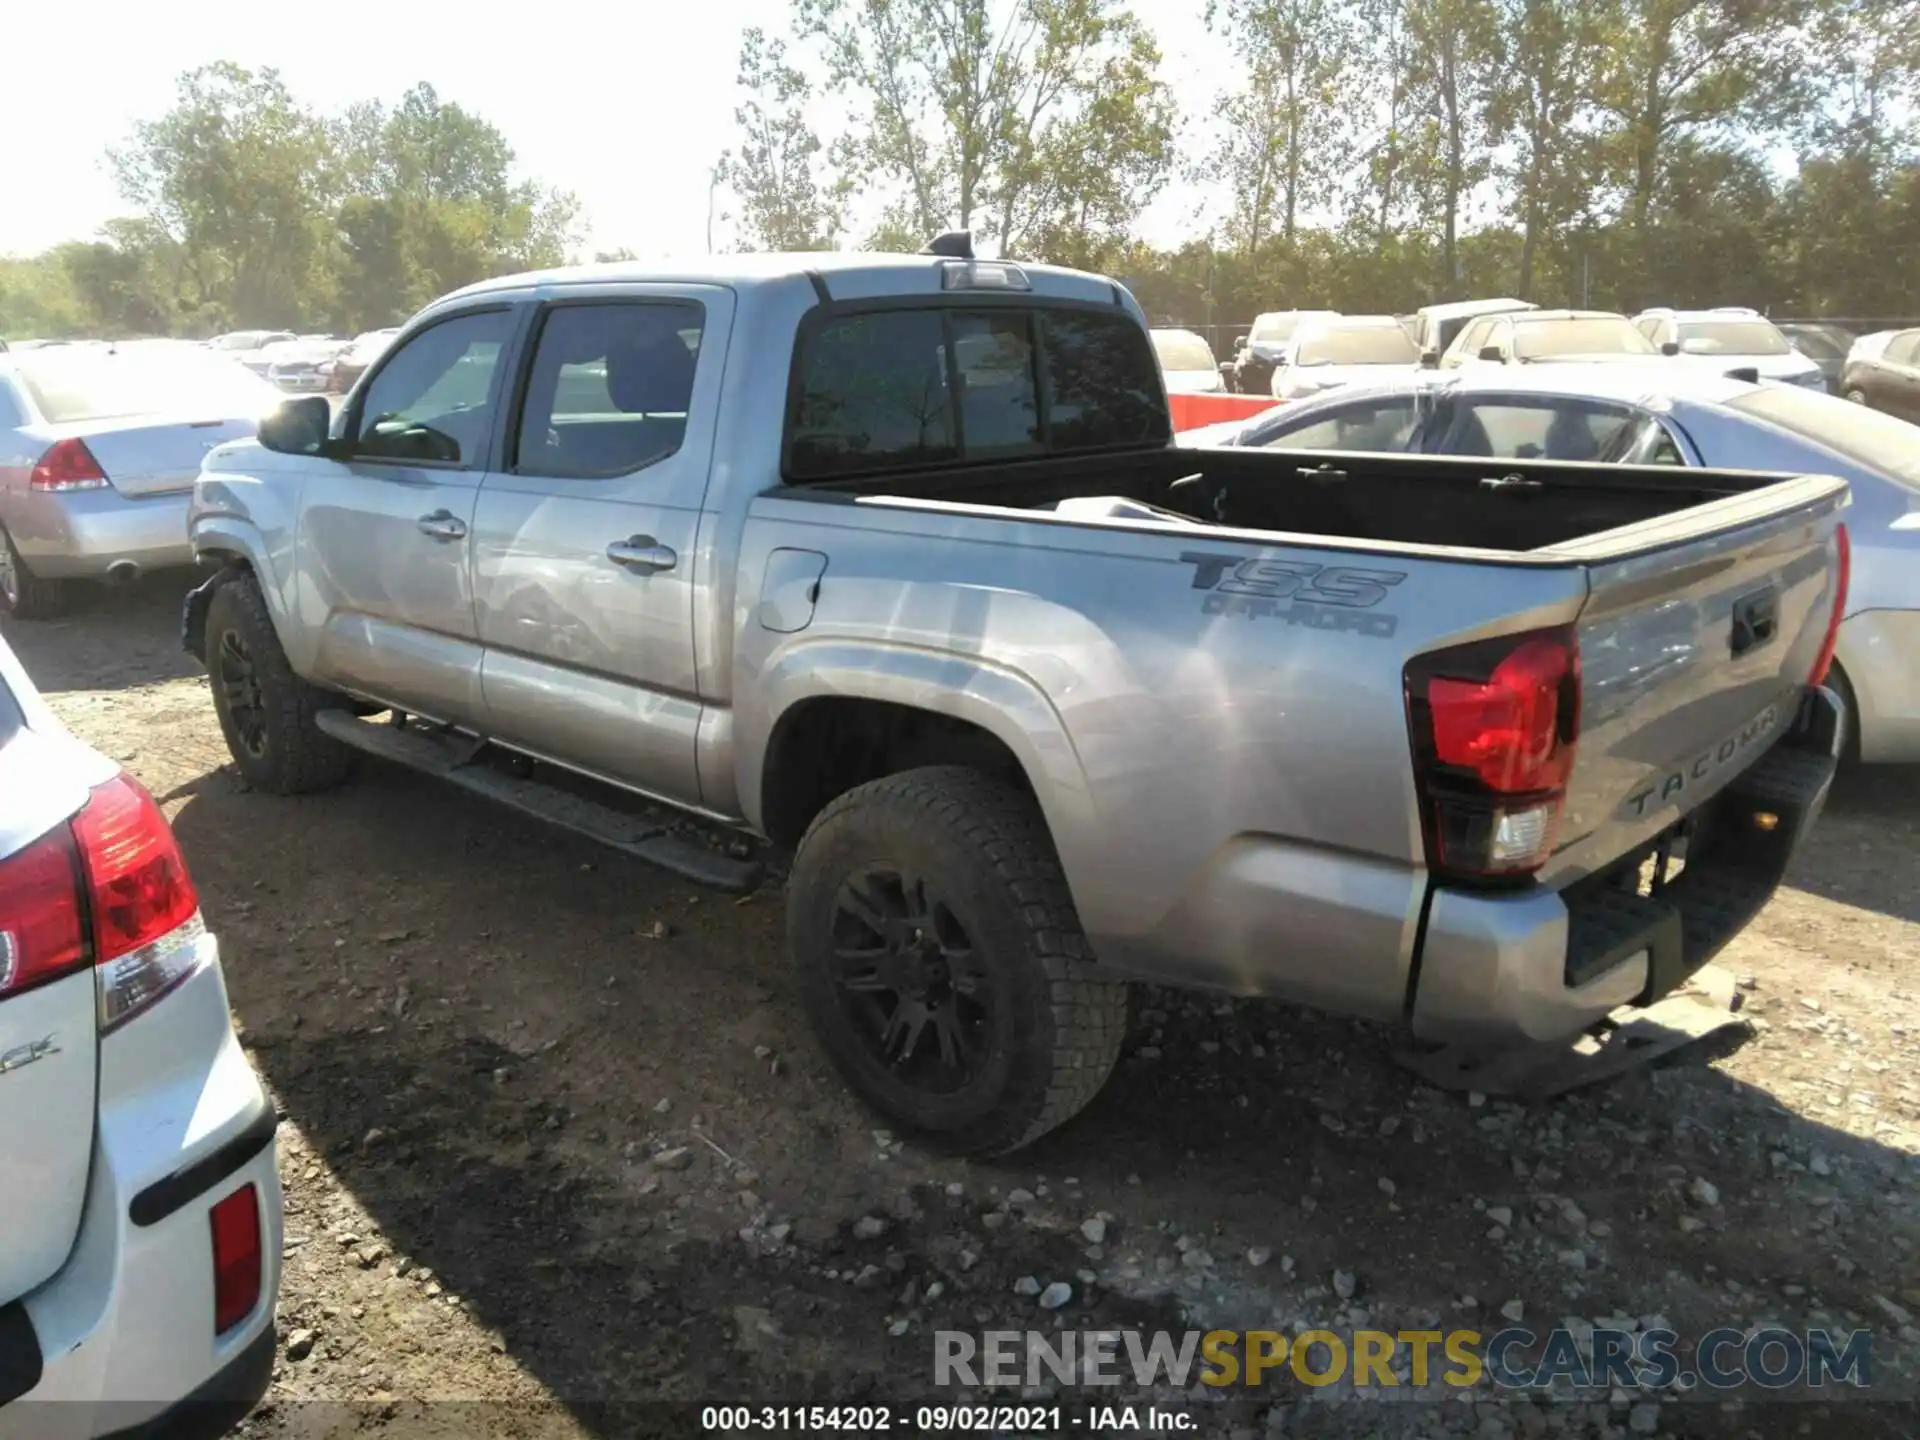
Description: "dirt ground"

(7, 576), (1919, 1440)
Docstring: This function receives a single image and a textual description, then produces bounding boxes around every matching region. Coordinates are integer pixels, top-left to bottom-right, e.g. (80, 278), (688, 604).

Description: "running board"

(313, 711), (764, 894)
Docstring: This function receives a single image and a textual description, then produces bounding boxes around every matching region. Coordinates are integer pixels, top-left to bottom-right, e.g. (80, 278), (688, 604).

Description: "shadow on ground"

(0, 572), (202, 692)
(162, 750), (1919, 1437)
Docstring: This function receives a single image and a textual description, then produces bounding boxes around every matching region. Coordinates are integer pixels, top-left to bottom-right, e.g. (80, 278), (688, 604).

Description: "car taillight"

(0, 830), (88, 999)
(29, 437), (109, 492)
(1807, 523), (1850, 687)
(71, 774), (206, 1030)
(210, 1184), (263, 1334)
(1405, 626), (1581, 881)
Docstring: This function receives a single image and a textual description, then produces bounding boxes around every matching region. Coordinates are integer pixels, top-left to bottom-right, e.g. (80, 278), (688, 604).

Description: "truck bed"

(807, 443), (1810, 555)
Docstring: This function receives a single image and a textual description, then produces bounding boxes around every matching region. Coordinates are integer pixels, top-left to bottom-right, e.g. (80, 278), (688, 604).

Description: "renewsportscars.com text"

(934, 1327), (1874, 1392)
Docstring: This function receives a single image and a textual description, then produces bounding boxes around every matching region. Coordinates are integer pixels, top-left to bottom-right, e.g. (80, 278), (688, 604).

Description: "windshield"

(1152, 331), (1216, 371)
(19, 352), (282, 423)
(1515, 318), (1655, 360)
(1250, 314), (1295, 343)
(1729, 387), (1920, 492)
(1677, 320), (1791, 356)
(1297, 326), (1419, 366)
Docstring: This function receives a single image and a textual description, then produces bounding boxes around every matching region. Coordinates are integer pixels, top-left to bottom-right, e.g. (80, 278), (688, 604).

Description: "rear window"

(1728, 386), (1920, 492)
(1514, 318), (1655, 360)
(1152, 330), (1216, 371)
(18, 353), (282, 423)
(787, 305), (1167, 481)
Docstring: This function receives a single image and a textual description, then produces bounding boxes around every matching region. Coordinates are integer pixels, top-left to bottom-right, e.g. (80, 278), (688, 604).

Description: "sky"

(4, 0), (1244, 262)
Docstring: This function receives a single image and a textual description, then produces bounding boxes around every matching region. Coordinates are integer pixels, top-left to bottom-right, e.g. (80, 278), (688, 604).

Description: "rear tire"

(0, 527), (71, 620)
(206, 573), (358, 794)
(788, 765), (1127, 1156)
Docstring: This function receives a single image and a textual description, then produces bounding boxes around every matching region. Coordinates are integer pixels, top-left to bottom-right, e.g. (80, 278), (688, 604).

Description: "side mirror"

(257, 395), (334, 457)
(1660, 340), (1681, 356)
(1420, 349), (1440, 369)
(1478, 345), (1505, 363)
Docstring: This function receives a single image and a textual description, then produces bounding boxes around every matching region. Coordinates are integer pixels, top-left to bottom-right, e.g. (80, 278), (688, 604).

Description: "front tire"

(788, 766), (1128, 1156)
(206, 573), (358, 794)
(1844, 389), (1867, 405)
(0, 527), (71, 620)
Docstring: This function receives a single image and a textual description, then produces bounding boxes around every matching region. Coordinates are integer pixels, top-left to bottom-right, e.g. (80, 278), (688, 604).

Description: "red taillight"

(0, 830), (88, 999)
(210, 1184), (263, 1334)
(71, 774), (199, 963)
(29, 437), (109, 492)
(1807, 523), (1850, 687)
(1407, 626), (1581, 881)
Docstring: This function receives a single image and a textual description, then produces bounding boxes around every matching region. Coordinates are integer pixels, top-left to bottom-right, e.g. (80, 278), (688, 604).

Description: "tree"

(716, 29), (850, 249)
(790, 0), (1176, 256)
(1492, 0), (1613, 298)
(1593, 0), (1808, 231)
(111, 62), (335, 326)
(1400, 0), (1504, 290)
(1209, 0), (1367, 249)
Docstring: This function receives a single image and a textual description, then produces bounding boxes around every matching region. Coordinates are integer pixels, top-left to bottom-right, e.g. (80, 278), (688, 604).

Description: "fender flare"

(742, 639), (1105, 892)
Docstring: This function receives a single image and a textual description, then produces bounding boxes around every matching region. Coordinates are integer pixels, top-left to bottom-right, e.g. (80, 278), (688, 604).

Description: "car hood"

(1676, 350), (1823, 382)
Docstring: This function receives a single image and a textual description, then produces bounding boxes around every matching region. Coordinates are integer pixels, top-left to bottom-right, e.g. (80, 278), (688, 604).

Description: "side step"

(314, 711), (764, 894)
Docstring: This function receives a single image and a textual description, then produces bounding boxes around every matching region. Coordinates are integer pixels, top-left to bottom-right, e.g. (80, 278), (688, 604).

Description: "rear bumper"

(1, 489), (193, 580)
(1835, 609), (1920, 763)
(9, 942), (283, 1440)
(1410, 685), (1843, 1047)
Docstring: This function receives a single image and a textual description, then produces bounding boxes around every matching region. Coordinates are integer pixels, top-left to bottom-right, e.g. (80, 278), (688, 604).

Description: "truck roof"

(443, 251), (1133, 309)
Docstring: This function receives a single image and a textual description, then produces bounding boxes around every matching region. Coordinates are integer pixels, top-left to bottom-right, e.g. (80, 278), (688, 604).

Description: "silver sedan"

(1180, 364), (1920, 764)
(0, 346), (283, 619)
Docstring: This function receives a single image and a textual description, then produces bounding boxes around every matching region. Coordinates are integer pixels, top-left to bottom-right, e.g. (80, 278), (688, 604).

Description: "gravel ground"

(7, 576), (1919, 1440)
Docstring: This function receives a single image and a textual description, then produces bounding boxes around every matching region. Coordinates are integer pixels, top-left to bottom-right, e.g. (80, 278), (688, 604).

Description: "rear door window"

(787, 305), (1166, 482)
(514, 302), (705, 478)
(1433, 398), (1638, 461)
(1254, 396), (1420, 453)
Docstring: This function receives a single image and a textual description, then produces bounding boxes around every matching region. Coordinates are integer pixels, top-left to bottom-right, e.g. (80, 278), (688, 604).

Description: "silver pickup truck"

(182, 240), (1851, 1155)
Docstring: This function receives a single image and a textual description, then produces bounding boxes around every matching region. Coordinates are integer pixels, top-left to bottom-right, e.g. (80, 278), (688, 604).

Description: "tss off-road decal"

(1180, 552), (1408, 637)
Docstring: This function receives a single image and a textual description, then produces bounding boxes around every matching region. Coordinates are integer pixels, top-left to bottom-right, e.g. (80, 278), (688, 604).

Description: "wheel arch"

(744, 642), (1100, 872)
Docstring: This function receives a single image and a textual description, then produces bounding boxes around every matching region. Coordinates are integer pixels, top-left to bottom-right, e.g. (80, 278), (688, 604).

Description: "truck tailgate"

(1540, 473), (1849, 887)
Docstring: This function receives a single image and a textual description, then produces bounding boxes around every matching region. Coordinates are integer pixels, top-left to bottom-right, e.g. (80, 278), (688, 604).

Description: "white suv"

(0, 635), (281, 1437)
(1632, 307), (1827, 389)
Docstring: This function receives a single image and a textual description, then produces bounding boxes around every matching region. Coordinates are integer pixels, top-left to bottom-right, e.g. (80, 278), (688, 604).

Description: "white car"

(0, 634), (281, 1433)
(1150, 328), (1224, 393)
(1632, 307), (1827, 390)
(1268, 315), (1423, 399)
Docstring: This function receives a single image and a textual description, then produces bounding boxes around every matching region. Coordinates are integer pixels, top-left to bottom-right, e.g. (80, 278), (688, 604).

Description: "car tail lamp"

(1807, 523), (1850, 687)
(1405, 627), (1582, 881)
(210, 1184), (263, 1334)
(70, 774), (207, 1030)
(29, 438), (109, 492)
(0, 830), (88, 999)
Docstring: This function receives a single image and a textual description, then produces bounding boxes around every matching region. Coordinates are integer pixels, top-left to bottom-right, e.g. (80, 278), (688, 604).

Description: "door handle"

(416, 511), (468, 541)
(606, 536), (678, 574)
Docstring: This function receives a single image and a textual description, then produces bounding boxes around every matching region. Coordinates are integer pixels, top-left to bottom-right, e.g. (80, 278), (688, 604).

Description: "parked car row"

(1179, 361), (1920, 765)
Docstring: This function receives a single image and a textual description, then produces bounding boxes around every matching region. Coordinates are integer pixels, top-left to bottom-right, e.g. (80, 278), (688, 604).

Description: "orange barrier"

(1167, 392), (1282, 432)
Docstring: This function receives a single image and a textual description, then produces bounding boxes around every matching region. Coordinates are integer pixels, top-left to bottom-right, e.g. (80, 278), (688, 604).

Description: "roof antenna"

(921, 231), (974, 260)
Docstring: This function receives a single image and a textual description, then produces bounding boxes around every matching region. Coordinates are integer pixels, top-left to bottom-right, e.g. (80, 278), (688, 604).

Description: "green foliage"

(784, 0), (1176, 257)
(2, 64), (580, 342)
